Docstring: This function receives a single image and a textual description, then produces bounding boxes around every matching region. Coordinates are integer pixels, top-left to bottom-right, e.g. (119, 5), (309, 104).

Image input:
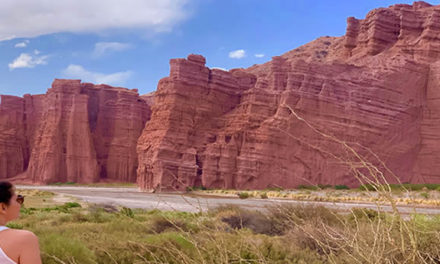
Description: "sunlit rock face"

(0, 79), (151, 184)
(3, 1), (440, 190)
(137, 2), (440, 191)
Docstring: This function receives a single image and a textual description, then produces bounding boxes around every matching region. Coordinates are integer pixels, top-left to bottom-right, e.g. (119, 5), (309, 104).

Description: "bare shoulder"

(10, 229), (39, 243)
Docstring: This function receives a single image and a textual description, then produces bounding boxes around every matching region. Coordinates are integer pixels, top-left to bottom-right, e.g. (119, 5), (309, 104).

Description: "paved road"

(17, 185), (440, 215)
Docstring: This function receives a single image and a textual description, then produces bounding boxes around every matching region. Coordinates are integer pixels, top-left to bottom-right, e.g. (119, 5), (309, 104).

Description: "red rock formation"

(136, 55), (255, 191)
(3, 1), (440, 190)
(0, 95), (27, 180)
(137, 1), (440, 191)
(0, 80), (150, 184)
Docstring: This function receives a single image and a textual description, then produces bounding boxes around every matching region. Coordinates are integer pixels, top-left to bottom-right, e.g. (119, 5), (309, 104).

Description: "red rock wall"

(0, 79), (150, 184)
(3, 1), (440, 190)
(136, 55), (255, 191)
(137, 2), (440, 191)
(0, 96), (27, 180)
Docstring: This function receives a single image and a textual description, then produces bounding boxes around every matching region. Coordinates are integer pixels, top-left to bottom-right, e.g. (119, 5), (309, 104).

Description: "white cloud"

(229, 49), (246, 59)
(8, 53), (49, 70)
(212, 67), (228, 71)
(0, 0), (190, 41)
(93, 42), (132, 57)
(62, 64), (132, 86)
(14, 40), (29, 48)
(255, 53), (265, 58)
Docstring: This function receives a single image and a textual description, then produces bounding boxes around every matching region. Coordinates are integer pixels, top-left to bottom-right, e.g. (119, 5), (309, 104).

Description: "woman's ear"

(0, 202), (7, 213)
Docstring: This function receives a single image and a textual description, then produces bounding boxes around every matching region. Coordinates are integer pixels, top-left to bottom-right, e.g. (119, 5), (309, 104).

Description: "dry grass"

(6, 201), (440, 264)
(201, 188), (440, 207)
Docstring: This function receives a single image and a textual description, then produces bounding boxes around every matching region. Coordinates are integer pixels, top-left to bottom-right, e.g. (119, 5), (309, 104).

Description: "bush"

(216, 207), (276, 235)
(150, 215), (189, 233)
(359, 184), (377, 191)
(42, 202), (82, 213)
(237, 192), (251, 199)
(349, 208), (384, 222)
(260, 192), (268, 199)
(420, 192), (430, 199)
(20, 207), (37, 215)
(6, 222), (23, 229)
(120, 207), (134, 218)
(388, 183), (440, 191)
(64, 202), (81, 208)
(265, 187), (284, 192)
(334, 185), (349, 190)
(268, 205), (342, 235)
(186, 186), (208, 192)
(297, 185), (319, 191)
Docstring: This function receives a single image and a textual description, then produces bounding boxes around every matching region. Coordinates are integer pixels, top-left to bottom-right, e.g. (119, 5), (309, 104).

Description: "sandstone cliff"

(2, 1), (440, 190)
(0, 80), (150, 183)
(137, 1), (440, 190)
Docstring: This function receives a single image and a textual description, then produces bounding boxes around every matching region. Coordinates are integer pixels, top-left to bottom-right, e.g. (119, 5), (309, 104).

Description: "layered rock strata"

(137, 1), (440, 191)
(3, 1), (440, 190)
(0, 80), (150, 183)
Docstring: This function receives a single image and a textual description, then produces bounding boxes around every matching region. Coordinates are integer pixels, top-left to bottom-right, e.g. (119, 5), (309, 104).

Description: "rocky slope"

(0, 80), (150, 183)
(137, 1), (440, 190)
(2, 1), (440, 190)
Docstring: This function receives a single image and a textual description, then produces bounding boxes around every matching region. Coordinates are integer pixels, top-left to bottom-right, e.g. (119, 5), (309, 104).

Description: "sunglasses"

(16, 195), (24, 205)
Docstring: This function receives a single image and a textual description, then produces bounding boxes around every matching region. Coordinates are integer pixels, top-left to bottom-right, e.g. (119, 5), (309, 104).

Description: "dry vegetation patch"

(5, 197), (440, 264)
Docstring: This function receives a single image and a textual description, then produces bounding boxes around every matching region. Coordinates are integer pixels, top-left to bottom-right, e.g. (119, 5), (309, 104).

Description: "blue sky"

(0, 0), (437, 96)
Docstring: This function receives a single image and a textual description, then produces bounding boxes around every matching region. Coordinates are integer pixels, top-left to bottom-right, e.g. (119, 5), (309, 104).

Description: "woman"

(0, 181), (41, 264)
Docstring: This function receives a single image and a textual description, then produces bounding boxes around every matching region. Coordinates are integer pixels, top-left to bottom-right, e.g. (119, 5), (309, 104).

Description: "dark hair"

(0, 181), (14, 205)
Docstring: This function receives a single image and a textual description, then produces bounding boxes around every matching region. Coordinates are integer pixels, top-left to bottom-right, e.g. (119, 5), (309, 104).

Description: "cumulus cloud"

(229, 49), (246, 59)
(62, 64), (132, 86)
(14, 40), (29, 48)
(93, 42), (132, 57)
(8, 53), (49, 70)
(0, 0), (190, 41)
(255, 53), (265, 58)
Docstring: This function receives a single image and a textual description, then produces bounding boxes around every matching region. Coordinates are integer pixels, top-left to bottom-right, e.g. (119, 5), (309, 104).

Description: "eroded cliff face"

(3, 1), (440, 190)
(0, 96), (27, 180)
(0, 80), (150, 183)
(137, 1), (440, 191)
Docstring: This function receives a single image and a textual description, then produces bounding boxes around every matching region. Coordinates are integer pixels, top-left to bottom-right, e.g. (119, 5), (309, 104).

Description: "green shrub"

(50, 182), (76, 186)
(186, 186), (207, 192)
(260, 192), (268, 199)
(20, 207), (37, 215)
(317, 184), (333, 189)
(150, 215), (189, 233)
(420, 192), (430, 199)
(334, 185), (349, 190)
(264, 187), (284, 191)
(297, 185), (319, 191)
(6, 222), (23, 229)
(349, 208), (384, 222)
(120, 207), (134, 218)
(359, 184), (376, 191)
(64, 202), (81, 208)
(217, 207), (276, 235)
(423, 184), (440, 190)
(237, 192), (251, 199)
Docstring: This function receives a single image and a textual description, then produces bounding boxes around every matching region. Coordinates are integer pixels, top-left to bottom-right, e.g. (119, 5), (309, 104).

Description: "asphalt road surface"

(17, 185), (440, 216)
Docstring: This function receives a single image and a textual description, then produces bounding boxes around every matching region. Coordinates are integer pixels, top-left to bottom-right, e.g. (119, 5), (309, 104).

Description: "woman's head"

(0, 181), (22, 223)
(0, 181), (14, 205)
